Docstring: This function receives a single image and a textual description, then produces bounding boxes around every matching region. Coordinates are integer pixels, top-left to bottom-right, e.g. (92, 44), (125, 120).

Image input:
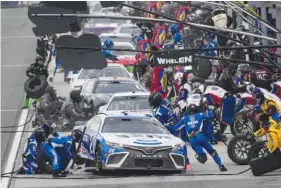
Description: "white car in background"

(111, 42), (137, 57)
(99, 92), (152, 115)
(69, 64), (132, 90)
(113, 23), (141, 36)
(99, 33), (135, 46)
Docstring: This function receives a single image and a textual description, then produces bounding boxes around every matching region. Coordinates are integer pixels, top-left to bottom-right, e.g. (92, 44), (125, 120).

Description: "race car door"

(87, 116), (102, 156)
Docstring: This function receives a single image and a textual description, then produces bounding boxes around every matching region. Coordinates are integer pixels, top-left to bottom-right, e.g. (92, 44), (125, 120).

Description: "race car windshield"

(99, 36), (134, 45)
(119, 27), (141, 35)
(78, 67), (130, 79)
(112, 45), (136, 56)
(95, 82), (143, 93)
(106, 96), (150, 111)
(102, 118), (169, 134)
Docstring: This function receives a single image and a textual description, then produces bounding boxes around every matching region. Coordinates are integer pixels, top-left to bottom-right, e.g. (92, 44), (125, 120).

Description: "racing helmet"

(70, 90), (83, 103)
(169, 24), (179, 35)
(34, 128), (47, 143)
(174, 72), (184, 86)
(213, 8), (225, 16)
(228, 63), (238, 75)
(252, 88), (264, 102)
(148, 92), (162, 109)
(35, 55), (44, 63)
(44, 120), (57, 134)
(45, 86), (57, 100)
(186, 104), (200, 114)
(104, 39), (114, 48)
(135, 35), (142, 44)
(71, 129), (83, 143)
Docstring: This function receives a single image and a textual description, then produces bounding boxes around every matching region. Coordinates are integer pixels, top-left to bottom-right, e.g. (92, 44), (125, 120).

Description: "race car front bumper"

(103, 146), (185, 171)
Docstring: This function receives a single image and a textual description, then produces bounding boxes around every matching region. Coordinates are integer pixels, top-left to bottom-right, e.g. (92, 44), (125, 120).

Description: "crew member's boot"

(22, 97), (30, 109)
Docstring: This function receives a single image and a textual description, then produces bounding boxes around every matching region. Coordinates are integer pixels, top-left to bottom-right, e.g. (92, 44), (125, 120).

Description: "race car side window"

(88, 116), (102, 132)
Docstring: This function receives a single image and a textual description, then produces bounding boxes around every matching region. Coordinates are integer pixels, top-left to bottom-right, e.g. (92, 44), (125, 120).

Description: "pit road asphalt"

(1, 7), (36, 173)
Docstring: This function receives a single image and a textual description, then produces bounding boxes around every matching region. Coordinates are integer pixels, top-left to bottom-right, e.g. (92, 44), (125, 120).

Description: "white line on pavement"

(1, 36), (35, 39)
(1, 107), (29, 188)
(1, 65), (29, 68)
(0, 109), (19, 112)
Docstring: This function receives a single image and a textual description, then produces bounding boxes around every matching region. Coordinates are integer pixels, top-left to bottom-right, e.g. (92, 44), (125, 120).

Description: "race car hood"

(84, 23), (118, 35)
(104, 109), (152, 115)
(101, 133), (182, 147)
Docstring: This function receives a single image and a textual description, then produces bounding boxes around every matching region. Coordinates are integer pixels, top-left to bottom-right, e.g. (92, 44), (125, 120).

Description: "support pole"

(247, 2), (256, 44)
(261, 3), (268, 45)
(276, 6), (281, 64)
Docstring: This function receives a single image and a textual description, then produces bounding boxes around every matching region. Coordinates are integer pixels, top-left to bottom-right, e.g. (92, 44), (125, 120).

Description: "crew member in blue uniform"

(164, 24), (185, 49)
(173, 104), (228, 171)
(102, 39), (118, 60)
(148, 92), (178, 135)
(41, 129), (83, 177)
(22, 128), (46, 174)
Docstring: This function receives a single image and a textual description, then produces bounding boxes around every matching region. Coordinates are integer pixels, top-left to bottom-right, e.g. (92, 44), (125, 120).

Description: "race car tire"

(230, 111), (258, 136)
(248, 140), (268, 161)
(43, 101), (64, 124)
(249, 147), (281, 176)
(227, 134), (256, 165)
(195, 59), (212, 79)
(37, 147), (70, 174)
(24, 76), (49, 99)
(94, 144), (103, 174)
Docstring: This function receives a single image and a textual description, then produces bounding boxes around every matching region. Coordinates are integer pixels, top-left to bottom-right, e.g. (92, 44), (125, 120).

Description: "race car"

(98, 92), (151, 115)
(80, 77), (147, 102)
(69, 64), (133, 90)
(75, 113), (188, 172)
(113, 23), (141, 36)
(83, 13), (130, 35)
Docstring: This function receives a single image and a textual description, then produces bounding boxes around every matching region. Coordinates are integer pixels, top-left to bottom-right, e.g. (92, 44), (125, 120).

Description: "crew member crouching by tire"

(23, 56), (49, 109)
(22, 128), (46, 174)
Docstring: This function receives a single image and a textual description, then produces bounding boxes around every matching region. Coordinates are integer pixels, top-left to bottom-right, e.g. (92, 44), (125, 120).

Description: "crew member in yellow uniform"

(251, 88), (281, 122)
(252, 114), (281, 153)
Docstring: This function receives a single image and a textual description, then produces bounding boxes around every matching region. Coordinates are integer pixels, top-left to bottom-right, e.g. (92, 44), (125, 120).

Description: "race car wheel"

(230, 111), (258, 136)
(44, 101), (64, 125)
(227, 134), (256, 165)
(194, 58), (212, 79)
(248, 141), (269, 161)
(24, 76), (49, 99)
(212, 117), (227, 141)
(94, 144), (103, 174)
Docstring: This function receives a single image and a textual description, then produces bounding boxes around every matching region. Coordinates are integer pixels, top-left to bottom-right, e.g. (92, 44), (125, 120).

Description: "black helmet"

(193, 88), (202, 95)
(45, 86), (57, 100)
(186, 104), (200, 114)
(34, 128), (46, 143)
(71, 129), (83, 143)
(148, 92), (162, 108)
(70, 90), (83, 103)
(35, 55), (44, 63)
(44, 120), (56, 134)
(228, 63), (238, 75)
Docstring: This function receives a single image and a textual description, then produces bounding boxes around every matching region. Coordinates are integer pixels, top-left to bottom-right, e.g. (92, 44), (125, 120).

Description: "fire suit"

(165, 32), (185, 49)
(253, 119), (281, 153)
(26, 62), (49, 79)
(154, 99), (178, 135)
(102, 44), (116, 59)
(22, 139), (42, 174)
(252, 97), (281, 122)
(61, 98), (84, 126)
(271, 81), (281, 99)
(41, 136), (75, 173)
(173, 111), (224, 168)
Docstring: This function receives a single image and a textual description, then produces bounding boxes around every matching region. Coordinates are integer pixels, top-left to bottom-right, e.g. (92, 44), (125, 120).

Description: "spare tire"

(24, 76), (49, 99)
(197, 58), (212, 79)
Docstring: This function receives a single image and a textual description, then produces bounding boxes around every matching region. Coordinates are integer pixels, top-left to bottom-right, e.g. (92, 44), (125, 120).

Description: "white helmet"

(174, 72), (184, 85)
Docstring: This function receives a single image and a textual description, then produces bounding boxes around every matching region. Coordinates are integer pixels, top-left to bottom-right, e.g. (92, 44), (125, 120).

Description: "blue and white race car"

(74, 113), (188, 172)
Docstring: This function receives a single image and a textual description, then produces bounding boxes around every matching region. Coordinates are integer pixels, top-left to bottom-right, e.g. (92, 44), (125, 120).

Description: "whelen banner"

(153, 52), (194, 67)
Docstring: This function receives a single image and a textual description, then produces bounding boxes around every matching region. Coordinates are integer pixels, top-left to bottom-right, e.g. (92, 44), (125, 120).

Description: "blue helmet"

(104, 39), (114, 48)
(135, 35), (142, 43)
(169, 24), (179, 35)
(252, 88), (264, 101)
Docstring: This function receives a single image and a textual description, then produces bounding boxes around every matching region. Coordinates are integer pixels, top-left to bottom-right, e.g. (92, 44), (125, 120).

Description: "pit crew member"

(173, 104), (228, 171)
(41, 129), (83, 177)
(164, 24), (185, 49)
(148, 92), (178, 135)
(174, 72), (191, 103)
(22, 128), (46, 174)
(30, 120), (59, 140)
(251, 88), (281, 122)
(249, 113), (281, 153)
(61, 90), (85, 128)
(102, 39), (118, 60)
